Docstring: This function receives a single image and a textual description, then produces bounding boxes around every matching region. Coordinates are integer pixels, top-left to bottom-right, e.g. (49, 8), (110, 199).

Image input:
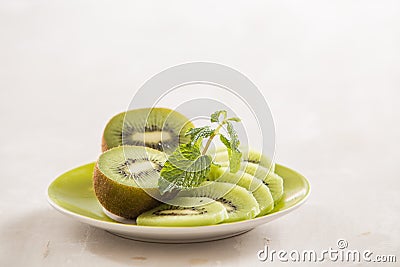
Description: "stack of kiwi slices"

(93, 107), (284, 226)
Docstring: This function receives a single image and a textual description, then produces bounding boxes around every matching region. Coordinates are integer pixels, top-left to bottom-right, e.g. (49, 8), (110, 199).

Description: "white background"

(1, 1), (399, 266)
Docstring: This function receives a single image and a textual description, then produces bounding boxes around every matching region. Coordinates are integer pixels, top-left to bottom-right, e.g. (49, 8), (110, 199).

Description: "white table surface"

(1, 1), (399, 266)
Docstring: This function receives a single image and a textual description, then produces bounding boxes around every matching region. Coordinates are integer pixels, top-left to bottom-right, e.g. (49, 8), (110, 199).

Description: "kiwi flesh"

(93, 145), (167, 219)
(136, 197), (228, 226)
(214, 147), (275, 172)
(209, 167), (274, 216)
(216, 162), (284, 203)
(238, 163), (284, 203)
(178, 181), (260, 222)
(102, 108), (194, 153)
(212, 148), (283, 203)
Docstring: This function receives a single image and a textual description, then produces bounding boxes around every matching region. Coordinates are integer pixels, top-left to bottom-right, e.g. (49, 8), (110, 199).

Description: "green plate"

(47, 163), (310, 243)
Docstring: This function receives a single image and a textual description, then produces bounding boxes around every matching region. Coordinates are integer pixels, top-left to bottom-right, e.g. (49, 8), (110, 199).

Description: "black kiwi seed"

(114, 157), (163, 180)
(153, 207), (207, 216)
(122, 127), (179, 151)
(243, 159), (260, 164)
(102, 108), (195, 153)
(136, 196), (229, 226)
(217, 198), (238, 212)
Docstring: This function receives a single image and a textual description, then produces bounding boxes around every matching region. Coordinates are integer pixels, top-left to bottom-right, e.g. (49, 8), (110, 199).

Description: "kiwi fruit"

(212, 148), (283, 203)
(101, 108), (194, 153)
(93, 145), (168, 219)
(213, 147), (275, 172)
(235, 163), (284, 203)
(178, 181), (260, 222)
(209, 167), (274, 216)
(136, 197), (228, 226)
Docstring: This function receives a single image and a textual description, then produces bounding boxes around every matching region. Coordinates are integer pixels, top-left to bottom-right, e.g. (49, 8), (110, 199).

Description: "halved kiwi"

(178, 181), (260, 222)
(136, 197), (228, 226)
(209, 167), (274, 216)
(102, 108), (194, 153)
(93, 145), (167, 219)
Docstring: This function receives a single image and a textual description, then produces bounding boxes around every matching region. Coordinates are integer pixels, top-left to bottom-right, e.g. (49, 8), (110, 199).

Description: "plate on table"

(47, 162), (310, 243)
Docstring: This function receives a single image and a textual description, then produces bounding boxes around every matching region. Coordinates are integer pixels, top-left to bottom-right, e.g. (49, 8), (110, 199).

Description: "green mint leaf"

(227, 117), (241, 122)
(227, 147), (242, 173)
(159, 144), (212, 194)
(210, 110), (227, 123)
(226, 121), (242, 173)
(185, 127), (203, 137)
(219, 133), (231, 148)
(185, 126), (214, 146)
(226, 121), (240, 148)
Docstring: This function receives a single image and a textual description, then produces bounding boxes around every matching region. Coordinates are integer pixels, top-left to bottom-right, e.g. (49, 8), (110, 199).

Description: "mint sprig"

(185, 126), (214, 146)
(210, 110), (227, 123)
(223, 121), (242, 173)
(159, 110), (242, 194)
(159, 144), (211, 194)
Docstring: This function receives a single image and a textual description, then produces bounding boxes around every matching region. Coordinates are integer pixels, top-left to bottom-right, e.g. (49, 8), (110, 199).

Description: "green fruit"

(214, 147), (275, 172)
(101, 108), (194, 153)
(136, 197), (228, 226)
(209, 167), (274, 216)
(212, 148), (282, 203)
(93, 145), (167, 219)
(237, 163), (284, 203)
(178, 181), (260, 222)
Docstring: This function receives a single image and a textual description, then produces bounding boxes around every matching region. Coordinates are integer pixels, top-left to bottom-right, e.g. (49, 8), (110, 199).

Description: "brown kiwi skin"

(101, 135), (109, 152)
(93, 162), (160, 219)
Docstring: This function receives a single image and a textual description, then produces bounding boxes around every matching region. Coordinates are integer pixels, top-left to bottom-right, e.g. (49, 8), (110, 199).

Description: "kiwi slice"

(214, 147), (275, 172)
(136, 197), (228, 226)
(178, 181), (260, 222)
(93, 145), (168, 219)
(212, 148), (283, 203)
(236, 163), (284, 203)
(102, 108), (194, 153)
(209, 167), (274, 216)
